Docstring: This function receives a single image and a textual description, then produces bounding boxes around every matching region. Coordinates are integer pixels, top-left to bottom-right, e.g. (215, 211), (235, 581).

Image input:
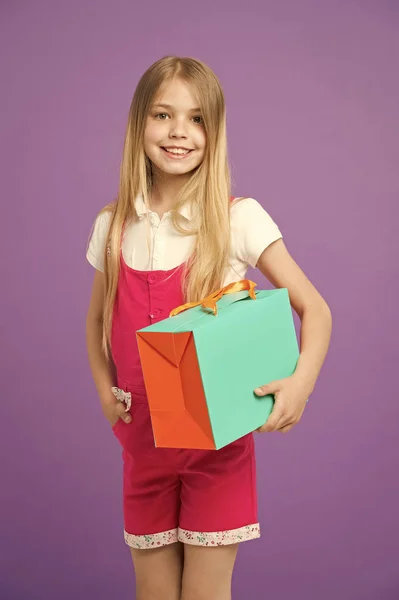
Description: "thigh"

(131, 542), (184, 600)
(180, 434), (259, 541)
(181, 544), (239, 600)
(120, 404), (182, 540)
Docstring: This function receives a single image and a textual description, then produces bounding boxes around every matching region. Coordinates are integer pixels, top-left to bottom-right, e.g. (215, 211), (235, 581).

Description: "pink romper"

(110, 251), (260, 549)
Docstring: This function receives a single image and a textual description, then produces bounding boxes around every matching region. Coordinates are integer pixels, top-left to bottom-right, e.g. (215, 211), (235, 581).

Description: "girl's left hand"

(254, 375), (310, 434)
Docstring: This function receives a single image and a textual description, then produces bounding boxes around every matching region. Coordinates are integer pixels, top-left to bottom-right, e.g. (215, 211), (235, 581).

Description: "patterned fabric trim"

(124, 528), (178, 550)
(111, 387), (132, 412)
(178, 523), (261, 546)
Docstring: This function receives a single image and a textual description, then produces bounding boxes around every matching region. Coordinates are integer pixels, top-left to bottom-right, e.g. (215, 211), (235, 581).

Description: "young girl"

(86, 56), (332, 600)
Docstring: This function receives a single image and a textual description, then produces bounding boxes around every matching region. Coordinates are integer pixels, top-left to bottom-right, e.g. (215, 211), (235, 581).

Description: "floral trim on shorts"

(124, 528), (178, 550)
(178, 523), (260, 546)
(111, 387), (132, 412)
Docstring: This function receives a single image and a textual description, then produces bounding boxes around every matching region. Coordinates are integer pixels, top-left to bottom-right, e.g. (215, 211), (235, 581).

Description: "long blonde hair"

(100, 56), (233, 356)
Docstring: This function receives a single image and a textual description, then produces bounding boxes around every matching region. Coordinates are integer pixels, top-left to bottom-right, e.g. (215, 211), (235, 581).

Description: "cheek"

(144, 122), (162, 146)
(194, 128), (207, 152)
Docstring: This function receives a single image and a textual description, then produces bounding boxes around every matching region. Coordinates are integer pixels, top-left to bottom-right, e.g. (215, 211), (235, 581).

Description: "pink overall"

(110, 252), (260, 549)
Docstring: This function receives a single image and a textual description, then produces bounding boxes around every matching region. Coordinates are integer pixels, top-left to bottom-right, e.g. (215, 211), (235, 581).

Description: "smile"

(161, 147), (194, 159)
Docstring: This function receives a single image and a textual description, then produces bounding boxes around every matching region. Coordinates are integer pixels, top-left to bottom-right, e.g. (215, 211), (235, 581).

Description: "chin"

(152, 157), (203, 176)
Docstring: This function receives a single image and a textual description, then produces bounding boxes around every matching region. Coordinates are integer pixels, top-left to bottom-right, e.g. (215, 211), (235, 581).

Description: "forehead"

(153, 78), (201, 111)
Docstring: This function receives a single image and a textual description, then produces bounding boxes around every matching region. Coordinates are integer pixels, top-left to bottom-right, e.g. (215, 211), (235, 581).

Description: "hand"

(254, 375), (310, 434)
(102, 400), (132, 427)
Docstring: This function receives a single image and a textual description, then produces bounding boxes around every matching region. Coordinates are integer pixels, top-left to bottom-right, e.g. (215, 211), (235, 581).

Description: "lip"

(161, 147), (194, 160)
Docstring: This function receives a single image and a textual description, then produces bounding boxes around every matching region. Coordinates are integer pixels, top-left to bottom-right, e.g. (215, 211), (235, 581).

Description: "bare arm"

(253, 238), (332, 434)
(86, 270), (130, 425)
(257, 238), (332, 395)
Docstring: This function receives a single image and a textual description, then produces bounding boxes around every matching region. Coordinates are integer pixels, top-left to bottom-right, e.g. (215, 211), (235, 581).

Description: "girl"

(86, 56), (332, 600)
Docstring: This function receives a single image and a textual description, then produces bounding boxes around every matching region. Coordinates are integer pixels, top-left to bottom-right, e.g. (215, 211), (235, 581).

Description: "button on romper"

(111, 251), (260, 549)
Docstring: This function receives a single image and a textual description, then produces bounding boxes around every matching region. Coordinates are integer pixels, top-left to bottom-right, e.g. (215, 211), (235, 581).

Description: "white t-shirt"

(86, 196), (282, 285)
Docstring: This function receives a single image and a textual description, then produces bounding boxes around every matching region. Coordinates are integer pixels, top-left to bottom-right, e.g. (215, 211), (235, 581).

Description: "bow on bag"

(170, 279), (257, 317)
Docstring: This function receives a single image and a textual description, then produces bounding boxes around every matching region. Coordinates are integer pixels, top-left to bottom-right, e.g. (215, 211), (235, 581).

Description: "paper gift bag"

(137, 280), (299, 450)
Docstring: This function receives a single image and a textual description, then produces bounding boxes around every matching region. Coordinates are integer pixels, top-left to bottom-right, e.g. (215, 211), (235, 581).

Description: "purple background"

(1, 1), (398, 599)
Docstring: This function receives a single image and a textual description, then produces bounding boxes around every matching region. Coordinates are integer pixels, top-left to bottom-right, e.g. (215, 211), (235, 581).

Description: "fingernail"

(254, 388), (262, 395)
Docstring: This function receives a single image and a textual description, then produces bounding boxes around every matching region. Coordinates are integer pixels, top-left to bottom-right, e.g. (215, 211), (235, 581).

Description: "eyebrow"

(152, 103), (202, 112)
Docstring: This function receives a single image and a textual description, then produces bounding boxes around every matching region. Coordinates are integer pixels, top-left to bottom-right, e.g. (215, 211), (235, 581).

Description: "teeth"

(164, 148), (190, 155)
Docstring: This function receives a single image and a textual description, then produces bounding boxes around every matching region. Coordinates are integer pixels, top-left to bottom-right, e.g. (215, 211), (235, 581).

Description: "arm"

(86, 270), (131, 426)
(255, 239), (332, 432)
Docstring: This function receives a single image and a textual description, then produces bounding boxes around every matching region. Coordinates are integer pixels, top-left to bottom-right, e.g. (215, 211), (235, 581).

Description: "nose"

(168, 117), (188, 139)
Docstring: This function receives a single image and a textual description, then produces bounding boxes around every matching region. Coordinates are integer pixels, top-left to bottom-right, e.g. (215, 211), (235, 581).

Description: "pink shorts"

(112, 389), (260, 550)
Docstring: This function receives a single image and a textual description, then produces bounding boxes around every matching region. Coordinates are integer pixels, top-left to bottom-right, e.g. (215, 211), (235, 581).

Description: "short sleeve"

(86, 210), (112, 272)
(231, 198), (282, 267)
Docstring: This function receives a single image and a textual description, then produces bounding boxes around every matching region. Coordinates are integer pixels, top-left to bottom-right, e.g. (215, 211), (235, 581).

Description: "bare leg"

(130, 542), (184, 600)
(181, 544), (239, 600)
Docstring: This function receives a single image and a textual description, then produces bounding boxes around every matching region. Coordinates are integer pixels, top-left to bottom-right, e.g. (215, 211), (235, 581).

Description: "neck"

(150, 171), (190, 216)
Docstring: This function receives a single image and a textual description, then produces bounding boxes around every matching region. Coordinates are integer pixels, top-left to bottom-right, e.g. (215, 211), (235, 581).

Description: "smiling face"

(143, 77), (207, 182)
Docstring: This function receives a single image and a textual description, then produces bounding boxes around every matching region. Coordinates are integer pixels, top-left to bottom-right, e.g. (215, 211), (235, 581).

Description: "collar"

(134, 195), (193, 221)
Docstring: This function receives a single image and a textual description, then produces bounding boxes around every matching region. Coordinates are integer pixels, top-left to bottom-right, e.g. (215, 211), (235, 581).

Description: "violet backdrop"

(1, 1), (398, 599)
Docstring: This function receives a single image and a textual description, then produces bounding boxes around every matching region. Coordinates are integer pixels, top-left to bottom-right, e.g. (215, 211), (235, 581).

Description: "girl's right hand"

(103, 401), (132, 427)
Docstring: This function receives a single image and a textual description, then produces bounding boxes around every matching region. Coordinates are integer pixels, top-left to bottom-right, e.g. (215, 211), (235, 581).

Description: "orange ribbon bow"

(170, 279), (257, 317)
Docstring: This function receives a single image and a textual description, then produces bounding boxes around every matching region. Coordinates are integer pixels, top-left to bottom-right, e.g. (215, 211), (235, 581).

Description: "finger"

(115, 402), (132, 423)
(254, 380), (281, 397)
(258, 404), (286, 433)
(274, 412), (294, 431)
(266, 394), (287, 428)
(278, 422), (295, 434)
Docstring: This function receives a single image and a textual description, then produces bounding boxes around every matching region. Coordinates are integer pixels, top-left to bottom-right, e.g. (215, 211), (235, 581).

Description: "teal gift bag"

(137, 281), (300, 450)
